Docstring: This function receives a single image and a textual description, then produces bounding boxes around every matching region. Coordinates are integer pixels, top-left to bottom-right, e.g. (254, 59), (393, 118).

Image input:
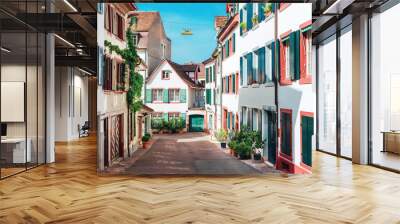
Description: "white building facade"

(236, 3), (314, 174)
(145, 60), (205, 131)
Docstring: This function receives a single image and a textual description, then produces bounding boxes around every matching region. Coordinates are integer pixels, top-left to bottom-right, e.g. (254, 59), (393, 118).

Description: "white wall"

(146, 61), (189, 113)
(54, 67), (89, 141)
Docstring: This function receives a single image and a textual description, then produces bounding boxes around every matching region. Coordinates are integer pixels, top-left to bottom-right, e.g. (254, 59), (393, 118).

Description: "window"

(152, 89), (163, 102)
(300, 28), (312, 84)
(281, 109), (292, 158)
(280, 31), (301, 85)
(246, 53), (253, 85)
(266, 44), (273, 82)
(162, 70), (170, 79)
(206, 67), (209, 83)
(116, 13), (124, 40)
(168, 89), (180, 102)
(103, 57), (113, 91)
(253, 51), (258, 83)
(116, 62), (126, 91)
(133, 34), (138, 46)
(257, 47), (265, 84)
(161, 43), (166, 59)
(152, 112), (163, 119)
(168, 112), (180, 120)
(105, 5), (113, 31)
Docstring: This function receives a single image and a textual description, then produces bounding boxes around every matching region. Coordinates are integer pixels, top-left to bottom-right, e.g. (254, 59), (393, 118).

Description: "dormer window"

(162, 70), (171, 79)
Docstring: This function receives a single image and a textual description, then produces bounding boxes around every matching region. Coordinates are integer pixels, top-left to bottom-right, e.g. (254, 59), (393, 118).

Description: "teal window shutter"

(227, 112), (231, 129)
(233, 33), (236, 53)
(232, 74), (236, 93)
(180, 89), (187, 103)
(206, 68), (209, 83)
(240, 57), (243, 85)
(232, 114), (235, 129)
(289, 32), (296, 80)
(181, 113), (186, 123)
(163, 89), (169, 103)
(247, 3), (253, 30)
(258, 3), (265, 22)
(294, 30), (301, 80)
(240, 9), (243, 35)
(258, 47), (265, 83)
(145, 89), (152, 103)
(247, 53), (253, 84)
(275, 40), (281, 81)
(163, 113), (168, 121)
(213, 65), (216, 81)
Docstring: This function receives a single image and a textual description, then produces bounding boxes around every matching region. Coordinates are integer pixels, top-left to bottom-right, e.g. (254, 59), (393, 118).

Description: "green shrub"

(142, 133), (151, 142)
(151, 118), (164, 130)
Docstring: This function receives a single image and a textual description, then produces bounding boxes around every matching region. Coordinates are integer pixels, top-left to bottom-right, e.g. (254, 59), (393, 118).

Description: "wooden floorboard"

(1, 135), (400, 223)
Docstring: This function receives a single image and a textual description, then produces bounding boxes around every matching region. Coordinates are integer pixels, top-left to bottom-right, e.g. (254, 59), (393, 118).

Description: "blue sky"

(137, 3), (226, 64)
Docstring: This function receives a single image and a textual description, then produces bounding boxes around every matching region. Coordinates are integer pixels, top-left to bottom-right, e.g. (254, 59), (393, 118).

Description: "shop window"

(168, 89), (180, 102)
(152, 89), (163, 102)
(280, 109), (292, 159)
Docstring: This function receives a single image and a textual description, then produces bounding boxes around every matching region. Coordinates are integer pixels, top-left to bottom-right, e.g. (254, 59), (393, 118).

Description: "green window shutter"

(145, 89), (152, 103)
(233, 33), (236, 53)
(289, 32), (296, 80)
(232, 114), (235, 129)
(213, 65), (216, 82)
(274, 40), (281, 82)
(247, 3), (253, 30)
(163, 113), (168, 121)
(180, 89), (187, 103)
(294, 30), (301, 80)
(206, 68), (209, 83)
(163, 89), (169, 103)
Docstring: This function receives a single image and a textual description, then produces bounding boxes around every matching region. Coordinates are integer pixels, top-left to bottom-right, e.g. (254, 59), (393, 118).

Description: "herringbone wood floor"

(1, 135), (400, 224)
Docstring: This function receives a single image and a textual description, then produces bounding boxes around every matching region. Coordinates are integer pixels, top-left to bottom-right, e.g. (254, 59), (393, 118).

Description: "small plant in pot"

(252, 131), (265, 161)
(236, 142), (252, 160)
(142, 133), (151, 149)
(227, 140), (238, 156)
(252, 13), (258, 26)
(240, 22), (247, 32)
(215, 129), (228, 148)
(263, 3), (273, 17)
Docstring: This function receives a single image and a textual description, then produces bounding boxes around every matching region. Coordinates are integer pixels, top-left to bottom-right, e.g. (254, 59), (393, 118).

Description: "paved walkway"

(125, 133), (262, 175)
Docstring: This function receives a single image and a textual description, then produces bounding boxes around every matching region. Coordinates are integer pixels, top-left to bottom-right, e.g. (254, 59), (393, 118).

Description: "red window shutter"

(300, 33), (306, 79)
(280, 42), (286, 83)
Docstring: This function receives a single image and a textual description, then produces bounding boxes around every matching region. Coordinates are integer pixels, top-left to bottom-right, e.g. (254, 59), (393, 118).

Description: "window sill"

(262, 82), (275, 87)
(299, 75), (312, 84)
(103, 90), (127, 94)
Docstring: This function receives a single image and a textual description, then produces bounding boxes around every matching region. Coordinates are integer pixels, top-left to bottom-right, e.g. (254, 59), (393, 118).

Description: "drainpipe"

(217, 42), (223, 131)
(274, 3), (279, 169)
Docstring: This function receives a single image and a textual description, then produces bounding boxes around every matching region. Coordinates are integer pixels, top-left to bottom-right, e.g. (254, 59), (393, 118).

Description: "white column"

(46, 32), (55, 163)
(352, 14), (369, 164)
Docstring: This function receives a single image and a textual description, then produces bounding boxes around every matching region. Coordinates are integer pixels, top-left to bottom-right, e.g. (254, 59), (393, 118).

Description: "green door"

(301, 116), (314, 167)
(266, 111), (277, 165)
(189, 115), (204, 132)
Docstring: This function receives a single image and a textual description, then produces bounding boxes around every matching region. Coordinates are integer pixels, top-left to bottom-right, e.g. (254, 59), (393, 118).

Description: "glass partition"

(317, 35), (337, 155)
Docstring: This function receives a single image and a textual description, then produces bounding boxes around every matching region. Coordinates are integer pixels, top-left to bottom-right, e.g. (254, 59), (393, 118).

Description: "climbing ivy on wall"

(104, 17), (144, 112)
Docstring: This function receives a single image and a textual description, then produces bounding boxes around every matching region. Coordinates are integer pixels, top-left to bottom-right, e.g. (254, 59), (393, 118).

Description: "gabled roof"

(129, 11), (159, 32)
(147, 60), (203, 88)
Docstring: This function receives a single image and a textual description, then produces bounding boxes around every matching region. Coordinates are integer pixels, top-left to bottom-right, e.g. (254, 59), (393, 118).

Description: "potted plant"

(215, 129), (228, 148)
(252, 13), (258, 26)
(240, 22), (247, 33)
(236, 142), (252, 160)
(142, 133), (151, 149)
(228, 140), (238, 156)
(263, 3), (272, 17)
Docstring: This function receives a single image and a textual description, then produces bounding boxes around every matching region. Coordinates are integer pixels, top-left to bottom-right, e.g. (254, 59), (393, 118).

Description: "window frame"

(161, 70), (171, 80)
(300, 24), (313, 84)
(168, 89), (180, 103)
(152, 89), (163, 102)
(280, 31), (293, 85)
